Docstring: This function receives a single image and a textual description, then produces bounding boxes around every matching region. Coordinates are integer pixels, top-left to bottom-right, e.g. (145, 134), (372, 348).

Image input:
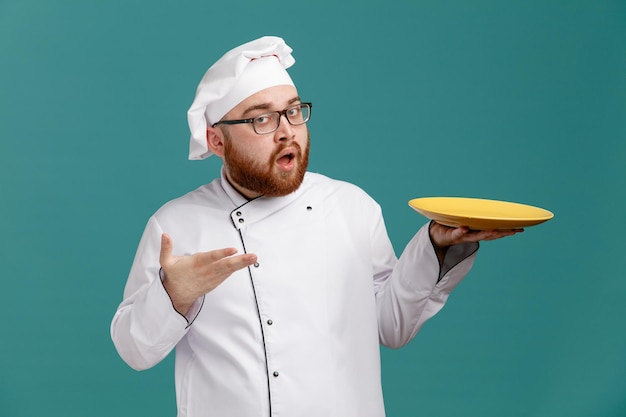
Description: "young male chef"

(111, 36), (521, 417)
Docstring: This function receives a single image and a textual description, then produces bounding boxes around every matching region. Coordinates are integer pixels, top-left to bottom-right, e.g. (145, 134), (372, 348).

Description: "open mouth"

(279, 152), (294, 162)
(276, 149), (297, 170)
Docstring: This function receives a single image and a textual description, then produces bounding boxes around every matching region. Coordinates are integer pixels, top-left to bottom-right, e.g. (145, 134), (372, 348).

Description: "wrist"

(160, 269), (195, 315)
(428, 221), (449, 266)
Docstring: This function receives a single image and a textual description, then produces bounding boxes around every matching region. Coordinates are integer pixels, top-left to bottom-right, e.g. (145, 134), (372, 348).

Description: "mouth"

(275, 148), (298, 171)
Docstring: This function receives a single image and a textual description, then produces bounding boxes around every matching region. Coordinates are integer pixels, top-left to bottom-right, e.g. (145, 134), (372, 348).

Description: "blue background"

(1, 0), (625, 416)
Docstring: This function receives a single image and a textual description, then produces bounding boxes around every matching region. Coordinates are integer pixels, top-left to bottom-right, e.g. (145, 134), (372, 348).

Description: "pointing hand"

(159, 233), (258, 315)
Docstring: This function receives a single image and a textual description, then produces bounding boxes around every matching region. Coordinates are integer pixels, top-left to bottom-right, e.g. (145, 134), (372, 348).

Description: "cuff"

(428, 221), (479, 281)
(159, 268), (205, 328)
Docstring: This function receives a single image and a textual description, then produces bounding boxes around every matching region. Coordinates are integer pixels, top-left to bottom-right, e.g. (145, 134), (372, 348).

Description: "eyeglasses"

(212, 103), (312, 135)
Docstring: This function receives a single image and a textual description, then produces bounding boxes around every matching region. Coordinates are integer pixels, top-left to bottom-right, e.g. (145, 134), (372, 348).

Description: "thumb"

(159, 233), (173, 266)
(449, 226), (469, 243)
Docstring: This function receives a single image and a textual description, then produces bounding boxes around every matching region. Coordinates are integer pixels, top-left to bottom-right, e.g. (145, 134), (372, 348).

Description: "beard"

(223, 131), (310, 197)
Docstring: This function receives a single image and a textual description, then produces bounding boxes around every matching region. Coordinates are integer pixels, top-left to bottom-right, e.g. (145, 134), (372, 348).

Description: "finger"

(220, 253), (259, 273)
(471, 229), (523, 241)
(469, 230), (501, 240)
(430, 222), (469, 247)
(202, 253), (258, 280)
(450, 226), (469, 240)
(195, 247), (243, 264)
(159, 233), (173, 266)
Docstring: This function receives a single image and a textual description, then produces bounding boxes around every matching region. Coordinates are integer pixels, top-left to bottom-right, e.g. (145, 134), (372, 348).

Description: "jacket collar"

(219, 167), (308, 230)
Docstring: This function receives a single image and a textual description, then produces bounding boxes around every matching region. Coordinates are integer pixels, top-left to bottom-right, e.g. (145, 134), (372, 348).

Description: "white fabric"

(111, 172), (478, 417)
(187, 36), (295, 160)
(204, 56), (294, 125)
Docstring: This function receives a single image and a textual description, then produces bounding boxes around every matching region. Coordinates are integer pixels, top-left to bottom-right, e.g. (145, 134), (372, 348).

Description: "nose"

(274, 113), (296, 142)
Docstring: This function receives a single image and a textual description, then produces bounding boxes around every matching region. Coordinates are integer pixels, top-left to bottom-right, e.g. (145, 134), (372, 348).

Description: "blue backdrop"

(2, 0), (625, 416)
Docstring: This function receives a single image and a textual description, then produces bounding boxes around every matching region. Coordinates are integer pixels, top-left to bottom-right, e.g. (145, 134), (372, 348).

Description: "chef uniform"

(111, 36), (479, 417)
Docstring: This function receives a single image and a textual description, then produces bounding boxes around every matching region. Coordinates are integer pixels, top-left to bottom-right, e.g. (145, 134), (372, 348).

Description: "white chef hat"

(187, 36), (296, 160)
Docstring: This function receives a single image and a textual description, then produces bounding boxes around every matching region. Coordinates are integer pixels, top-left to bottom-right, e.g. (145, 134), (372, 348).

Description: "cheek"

(295, 127), (310, 147)
(237, 140), (273, 163)
(249, 143), (273, 159)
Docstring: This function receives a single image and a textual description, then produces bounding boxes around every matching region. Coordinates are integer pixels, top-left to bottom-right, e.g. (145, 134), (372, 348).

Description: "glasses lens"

(287, 104), (310, 126)
(253, 112), (280, 134)
(252, 104), (311, 134)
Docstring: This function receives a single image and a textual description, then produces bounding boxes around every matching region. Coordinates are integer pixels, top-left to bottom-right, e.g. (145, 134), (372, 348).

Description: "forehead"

(227, 85), (299, 116)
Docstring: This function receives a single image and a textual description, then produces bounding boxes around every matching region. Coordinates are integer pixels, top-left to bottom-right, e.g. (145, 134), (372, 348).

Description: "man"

(111, 36), (520, 417)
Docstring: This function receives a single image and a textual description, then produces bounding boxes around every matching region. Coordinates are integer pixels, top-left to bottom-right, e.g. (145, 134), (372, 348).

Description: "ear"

(206, 126), (226, 157)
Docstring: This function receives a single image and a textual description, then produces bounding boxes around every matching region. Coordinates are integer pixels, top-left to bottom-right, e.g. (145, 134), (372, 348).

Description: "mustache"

(271, 141), (303, 160)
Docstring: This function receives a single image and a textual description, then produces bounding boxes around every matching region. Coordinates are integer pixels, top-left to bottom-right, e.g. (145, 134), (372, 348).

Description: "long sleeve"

(110, 216), (202, 371)
(374, 222), (478, 348)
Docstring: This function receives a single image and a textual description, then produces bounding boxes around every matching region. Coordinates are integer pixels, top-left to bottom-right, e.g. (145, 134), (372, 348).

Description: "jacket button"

(236, 211), (242, 216)
(238, 218), (244, 223)
(267, 319), (273, 325)
(273, 371), (279, 377)
(254, 262), (260, 268)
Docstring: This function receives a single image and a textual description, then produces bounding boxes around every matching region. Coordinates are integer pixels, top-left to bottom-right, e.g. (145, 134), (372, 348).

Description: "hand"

(430, 222), (524, 247)
(429, 222), (524, 265)
(159, 233), (258, 315)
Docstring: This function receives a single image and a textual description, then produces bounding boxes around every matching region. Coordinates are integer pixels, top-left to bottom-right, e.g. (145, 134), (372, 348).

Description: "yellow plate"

(408, 197), (554, 230)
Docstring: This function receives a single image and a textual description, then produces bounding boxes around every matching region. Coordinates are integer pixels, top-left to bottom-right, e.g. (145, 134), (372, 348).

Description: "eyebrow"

(242, 96), (301, 117)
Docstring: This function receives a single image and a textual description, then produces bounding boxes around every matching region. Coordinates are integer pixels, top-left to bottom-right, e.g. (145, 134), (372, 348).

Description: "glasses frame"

(212, 102), (312, 135)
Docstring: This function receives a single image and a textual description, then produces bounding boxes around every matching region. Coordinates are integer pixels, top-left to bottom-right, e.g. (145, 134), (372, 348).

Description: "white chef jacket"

(111, 171), (478, 417)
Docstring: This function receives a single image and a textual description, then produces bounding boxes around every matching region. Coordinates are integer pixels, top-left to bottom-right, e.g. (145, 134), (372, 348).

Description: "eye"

(254, 113), (274, 126)
(286, 106), (301, 118)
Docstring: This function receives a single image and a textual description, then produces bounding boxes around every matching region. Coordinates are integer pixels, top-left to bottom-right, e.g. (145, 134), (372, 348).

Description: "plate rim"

(408, 196), (554, 229)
